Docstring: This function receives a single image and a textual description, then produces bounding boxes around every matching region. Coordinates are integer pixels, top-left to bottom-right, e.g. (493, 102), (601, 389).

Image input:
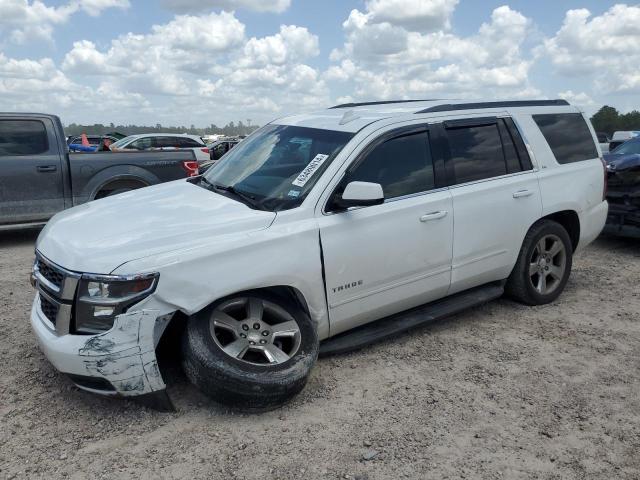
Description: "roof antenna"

(339, 109), (360, 125)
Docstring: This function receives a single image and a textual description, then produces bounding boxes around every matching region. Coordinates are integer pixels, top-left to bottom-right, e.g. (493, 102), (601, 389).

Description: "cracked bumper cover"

(31, 295), (169, 397)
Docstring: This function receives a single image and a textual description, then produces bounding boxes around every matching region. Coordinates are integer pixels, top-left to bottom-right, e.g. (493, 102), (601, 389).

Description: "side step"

(319, 283), (505, 357)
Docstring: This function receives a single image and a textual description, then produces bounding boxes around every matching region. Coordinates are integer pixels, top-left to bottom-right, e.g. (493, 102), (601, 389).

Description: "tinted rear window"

(0, 120), (48, 156)
(533, 113), (598, 164)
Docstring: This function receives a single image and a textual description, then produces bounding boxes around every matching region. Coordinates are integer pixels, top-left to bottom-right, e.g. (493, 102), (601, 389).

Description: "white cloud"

(328, 4), (535, 101)
(60, 11), (327, 124)
(160, 0), (290, 13)
(0, 0), (129, 43)
(63, 11), (247, 89)
(366, 0), (458, 32)
(543, 4), (640, 93)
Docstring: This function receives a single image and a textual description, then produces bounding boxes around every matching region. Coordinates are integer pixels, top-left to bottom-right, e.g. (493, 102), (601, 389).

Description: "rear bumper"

(576, 200), (608, 252)
(31, 294), (168, 397)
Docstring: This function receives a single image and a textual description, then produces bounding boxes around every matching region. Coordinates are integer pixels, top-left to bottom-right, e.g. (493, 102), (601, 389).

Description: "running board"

(319, 283), (504, 357)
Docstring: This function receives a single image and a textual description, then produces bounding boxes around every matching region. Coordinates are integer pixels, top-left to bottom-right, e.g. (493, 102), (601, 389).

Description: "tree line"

(590, 106), (640, 136)
(64, 120), (259, 137)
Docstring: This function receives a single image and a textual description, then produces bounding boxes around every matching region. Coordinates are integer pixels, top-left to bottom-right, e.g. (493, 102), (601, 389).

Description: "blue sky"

(0, 1), (638, 126)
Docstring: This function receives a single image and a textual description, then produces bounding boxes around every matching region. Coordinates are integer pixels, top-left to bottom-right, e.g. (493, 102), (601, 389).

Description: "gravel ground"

(0, 230), (639, 480)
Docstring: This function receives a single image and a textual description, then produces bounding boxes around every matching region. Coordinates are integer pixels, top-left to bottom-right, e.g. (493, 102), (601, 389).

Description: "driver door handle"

(36, 165), (57, 173)
(420, 211), (448, 222)
(512, 189), (533, 198)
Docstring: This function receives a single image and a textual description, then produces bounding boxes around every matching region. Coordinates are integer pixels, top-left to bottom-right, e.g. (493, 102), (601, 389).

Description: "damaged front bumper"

(31, 295), (175, 410)
(605, 187), (640, 238)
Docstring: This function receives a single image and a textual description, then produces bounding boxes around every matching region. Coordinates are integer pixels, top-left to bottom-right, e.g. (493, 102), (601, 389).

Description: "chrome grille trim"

(33, 252), (80, 335)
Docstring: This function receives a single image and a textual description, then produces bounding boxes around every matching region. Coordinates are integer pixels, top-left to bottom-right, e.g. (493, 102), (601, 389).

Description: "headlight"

(74, 273), (158, 334)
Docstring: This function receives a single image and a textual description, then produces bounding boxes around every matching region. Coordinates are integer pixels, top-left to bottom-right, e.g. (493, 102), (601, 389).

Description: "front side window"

(128, 137), (153, 150)
(346, 131), (435, 199)
(203, 124), (353, 211)
(533, 113), (598, 164)
(446, 123), (507, 184)
(0, 120), (48, 156)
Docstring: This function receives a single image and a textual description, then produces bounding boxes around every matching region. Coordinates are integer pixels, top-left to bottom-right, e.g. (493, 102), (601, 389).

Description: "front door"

(319, 126), (453, 336)
(0, 118), (65, 225)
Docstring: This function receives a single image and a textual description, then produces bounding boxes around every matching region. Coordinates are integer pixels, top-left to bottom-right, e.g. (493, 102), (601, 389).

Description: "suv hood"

(36, 180), (276, 273)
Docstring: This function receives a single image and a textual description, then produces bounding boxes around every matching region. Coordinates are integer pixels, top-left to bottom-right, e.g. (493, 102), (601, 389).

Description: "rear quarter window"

(532, 113), (598, 164)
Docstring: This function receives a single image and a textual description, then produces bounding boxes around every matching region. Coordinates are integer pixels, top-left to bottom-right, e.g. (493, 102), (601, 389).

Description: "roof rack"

(415, 99), (569, 114)
(329, 99), (438, 109)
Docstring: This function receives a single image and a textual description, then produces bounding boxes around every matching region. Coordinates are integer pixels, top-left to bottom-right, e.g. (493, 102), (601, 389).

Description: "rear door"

(441, 116), (542, 293)
(318, 124), (453, 335)
(0, 117), (65, 225)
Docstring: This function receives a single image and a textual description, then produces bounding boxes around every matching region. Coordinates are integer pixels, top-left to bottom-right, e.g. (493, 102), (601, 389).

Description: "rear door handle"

(420, 211), (448, 222)
(36, 165), (57, 173)
(512, 189), (533, 198)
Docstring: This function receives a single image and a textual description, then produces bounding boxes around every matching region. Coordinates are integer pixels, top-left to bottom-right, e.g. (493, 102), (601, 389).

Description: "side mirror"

(333, 181), (384, 209)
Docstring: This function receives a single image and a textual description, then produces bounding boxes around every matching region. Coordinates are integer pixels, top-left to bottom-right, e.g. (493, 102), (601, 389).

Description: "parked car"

(596, 131), (610, 154)
(0, 113), (199, 229)
(603, 137), (640, 237)
(110, 133), (209, 162)
(609, 131), (640, 151)
(31, 99), (607, 410)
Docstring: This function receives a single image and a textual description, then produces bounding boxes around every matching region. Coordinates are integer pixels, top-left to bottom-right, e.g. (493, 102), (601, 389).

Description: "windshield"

(110, 135), (136, 149)
(203, 124), (353, 211)
(611, 139), (640, 155)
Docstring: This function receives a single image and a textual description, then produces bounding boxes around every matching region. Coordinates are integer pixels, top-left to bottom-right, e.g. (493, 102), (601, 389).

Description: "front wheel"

(506, 219), (573, 305)
(182, 292), (318, 410)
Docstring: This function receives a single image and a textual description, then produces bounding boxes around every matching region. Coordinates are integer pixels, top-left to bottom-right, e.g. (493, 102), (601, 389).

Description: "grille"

(40, 295), (59, 325)
(37, 260), (64, 289)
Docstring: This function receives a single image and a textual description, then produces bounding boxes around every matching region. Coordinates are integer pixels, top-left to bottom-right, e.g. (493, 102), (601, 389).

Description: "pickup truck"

(0, 113), (199, 229)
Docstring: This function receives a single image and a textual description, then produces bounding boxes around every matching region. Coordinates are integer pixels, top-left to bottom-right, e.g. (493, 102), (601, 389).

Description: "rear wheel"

(182, 291), (318, 410)
(506, 220), (573, 305)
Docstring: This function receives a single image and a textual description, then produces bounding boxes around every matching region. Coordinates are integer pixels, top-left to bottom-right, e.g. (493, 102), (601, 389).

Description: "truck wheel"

(182, 292), (318, 410)
(505, 219), (573, 305)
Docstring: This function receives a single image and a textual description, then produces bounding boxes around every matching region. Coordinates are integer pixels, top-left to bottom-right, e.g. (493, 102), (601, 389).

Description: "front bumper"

(31, 294), (168, 397)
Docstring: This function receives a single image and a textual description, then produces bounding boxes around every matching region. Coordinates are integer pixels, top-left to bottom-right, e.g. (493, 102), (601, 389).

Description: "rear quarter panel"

(514, 112), (606, 250)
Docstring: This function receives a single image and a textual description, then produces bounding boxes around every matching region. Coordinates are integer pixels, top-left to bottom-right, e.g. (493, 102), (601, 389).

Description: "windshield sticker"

(292, 154), (329, 187)
(287, 190), (301, 197)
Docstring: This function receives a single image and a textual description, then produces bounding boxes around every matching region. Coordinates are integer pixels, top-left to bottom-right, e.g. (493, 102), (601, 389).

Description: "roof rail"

(415, 99), (569, 114)
(329, 99), (438, 109)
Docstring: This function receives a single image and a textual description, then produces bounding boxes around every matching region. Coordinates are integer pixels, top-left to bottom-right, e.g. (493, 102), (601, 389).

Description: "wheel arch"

(539, 210), (580, 252)
(92, 174), (151, 200)
(156, 285), (314, 357)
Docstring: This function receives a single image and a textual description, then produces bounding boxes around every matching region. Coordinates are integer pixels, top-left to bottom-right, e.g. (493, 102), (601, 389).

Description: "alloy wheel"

(209, 297), (302, 365)
(528, 234), (567, 295)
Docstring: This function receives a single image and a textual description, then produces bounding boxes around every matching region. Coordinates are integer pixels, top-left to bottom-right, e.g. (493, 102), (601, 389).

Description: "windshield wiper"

(208, 180), (265, 210)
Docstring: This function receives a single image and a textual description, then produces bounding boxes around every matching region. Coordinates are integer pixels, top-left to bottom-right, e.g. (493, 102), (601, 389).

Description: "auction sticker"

(292, 154), (329, 187)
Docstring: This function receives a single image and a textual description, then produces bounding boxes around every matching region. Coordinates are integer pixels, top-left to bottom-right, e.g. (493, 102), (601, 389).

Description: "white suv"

(31, 100), (608, 410)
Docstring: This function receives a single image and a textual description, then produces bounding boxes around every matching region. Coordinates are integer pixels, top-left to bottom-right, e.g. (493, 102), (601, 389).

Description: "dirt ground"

(0, 230), (638, 480)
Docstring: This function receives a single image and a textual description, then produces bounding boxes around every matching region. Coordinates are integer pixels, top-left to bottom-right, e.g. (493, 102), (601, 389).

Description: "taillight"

(201, 148), (209, 154)
(600, 157), (608, 201)
(181, 160), (199, 177)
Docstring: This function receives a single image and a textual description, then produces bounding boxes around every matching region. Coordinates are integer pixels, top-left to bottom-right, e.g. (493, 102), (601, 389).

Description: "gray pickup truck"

(0, 113), (198, 229)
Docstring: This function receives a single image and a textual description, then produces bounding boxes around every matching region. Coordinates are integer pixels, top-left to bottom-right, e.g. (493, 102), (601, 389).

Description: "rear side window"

(533, 113), (598, 164)
(347, 131), (435, 199)
(446, 123), (506, 183)
(178, 137), (203, 148)
(0, 120), (48, 156)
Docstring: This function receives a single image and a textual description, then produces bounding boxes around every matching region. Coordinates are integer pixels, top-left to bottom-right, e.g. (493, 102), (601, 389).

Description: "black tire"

(182, 291), (318, 410)
(505, 219), (573, 305)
